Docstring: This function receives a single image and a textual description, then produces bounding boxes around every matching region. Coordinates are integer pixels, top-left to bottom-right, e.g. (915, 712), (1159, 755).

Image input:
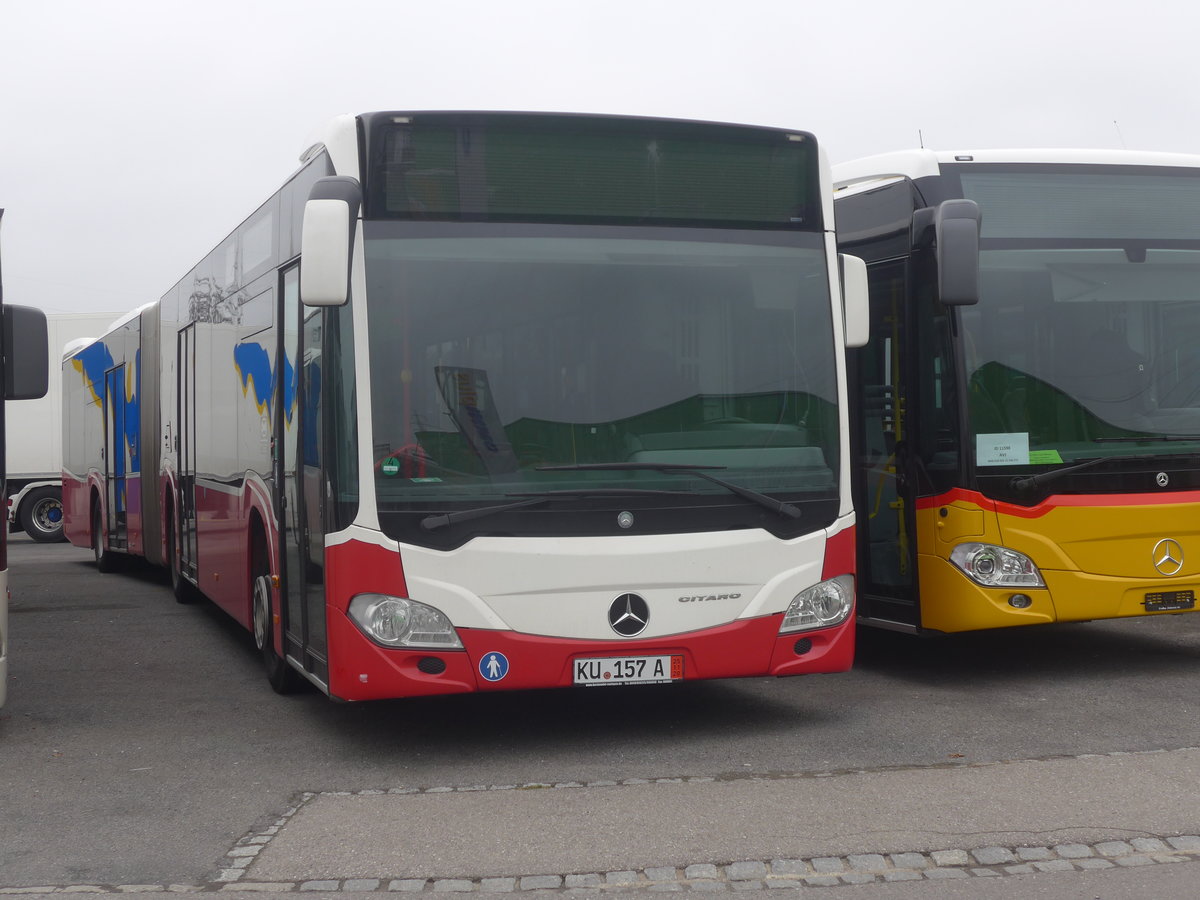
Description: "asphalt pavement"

(3, 534), (1200, 898)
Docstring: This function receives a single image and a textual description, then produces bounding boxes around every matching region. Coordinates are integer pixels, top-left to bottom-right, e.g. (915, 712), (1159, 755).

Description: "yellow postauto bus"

(834, 149), (1200, 633)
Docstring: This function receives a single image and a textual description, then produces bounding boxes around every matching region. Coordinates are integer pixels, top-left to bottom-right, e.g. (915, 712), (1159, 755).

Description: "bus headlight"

(348, 594), (463, 649)
(950, 543), (1045, 588)
(780, 575), (854, 633)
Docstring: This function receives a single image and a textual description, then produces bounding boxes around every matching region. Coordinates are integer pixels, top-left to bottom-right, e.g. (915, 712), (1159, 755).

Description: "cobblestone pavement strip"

(5, 748), (1200, 895)
(1, 840), (1198, 894)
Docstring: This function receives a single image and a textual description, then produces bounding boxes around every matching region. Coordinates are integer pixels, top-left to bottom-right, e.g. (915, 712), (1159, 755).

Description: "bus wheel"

(252, 573), (303, 694)
(166, 512), (196, 604)
(21, 486), (66, 543)
(92, 504), (115, 573)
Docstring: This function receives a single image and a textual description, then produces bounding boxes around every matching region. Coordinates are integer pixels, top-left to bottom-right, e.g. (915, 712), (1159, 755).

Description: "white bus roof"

(104, 301), (157, 334)
(62, 302), (158, 358)
(61, 337), (95, 360)
(833, 148), (1200, 191)
(298, 114), (360, 178)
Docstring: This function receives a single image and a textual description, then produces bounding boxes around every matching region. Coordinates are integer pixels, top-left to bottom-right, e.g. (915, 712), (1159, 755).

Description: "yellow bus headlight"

(950, 543), (1045, 588)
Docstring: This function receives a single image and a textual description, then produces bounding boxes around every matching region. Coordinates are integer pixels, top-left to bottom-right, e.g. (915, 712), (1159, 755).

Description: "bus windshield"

(363, 223), (839, 543)
(954, 166), (1200, 471)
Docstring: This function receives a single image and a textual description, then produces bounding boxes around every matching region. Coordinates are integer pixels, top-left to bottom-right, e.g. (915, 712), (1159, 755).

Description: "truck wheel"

(21, 487), (66, 543)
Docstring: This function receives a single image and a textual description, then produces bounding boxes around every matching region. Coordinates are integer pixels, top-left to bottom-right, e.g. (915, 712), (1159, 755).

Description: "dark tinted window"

(364, 114), (820, 229)
(834, 178), (917, 261)
(953, 166), (1200, 241)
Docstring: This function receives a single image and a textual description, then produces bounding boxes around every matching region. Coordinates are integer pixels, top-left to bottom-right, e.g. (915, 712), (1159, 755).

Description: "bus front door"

(278, 266), (328, 687)
(853, 261), (920, 629)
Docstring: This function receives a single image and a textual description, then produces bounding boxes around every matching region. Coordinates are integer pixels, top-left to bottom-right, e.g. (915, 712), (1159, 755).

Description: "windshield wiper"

(420, 497), (548, 531)
(1009, 454), (1158, 493)
(536, 462), (802, 519)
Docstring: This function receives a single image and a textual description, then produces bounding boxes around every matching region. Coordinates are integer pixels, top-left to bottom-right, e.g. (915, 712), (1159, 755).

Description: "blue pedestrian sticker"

(479, 651), (510, 682)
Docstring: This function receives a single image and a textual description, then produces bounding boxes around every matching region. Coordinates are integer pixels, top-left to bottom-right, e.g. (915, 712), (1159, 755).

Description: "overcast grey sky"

(3, 0), (1197, 315)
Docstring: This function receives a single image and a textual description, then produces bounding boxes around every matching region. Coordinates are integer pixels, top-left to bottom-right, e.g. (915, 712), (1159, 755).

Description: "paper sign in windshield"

(977, 432), (1030, 466)
(1028, 449), (1064, 465)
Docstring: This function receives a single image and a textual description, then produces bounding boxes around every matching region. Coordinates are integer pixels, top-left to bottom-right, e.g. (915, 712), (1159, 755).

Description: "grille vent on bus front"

(417, 657), (447, 675)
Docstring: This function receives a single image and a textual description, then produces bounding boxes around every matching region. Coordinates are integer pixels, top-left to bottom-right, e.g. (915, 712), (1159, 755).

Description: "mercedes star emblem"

(1153, 538), (1184, 576)
(608, 593), (650, 637)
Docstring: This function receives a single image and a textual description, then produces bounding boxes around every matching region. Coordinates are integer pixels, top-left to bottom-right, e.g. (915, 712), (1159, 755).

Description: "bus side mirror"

(300, 176), (362, 307)
(3, 304), (49, 401)
(912, 199), (981, 306)
(839, 253), (870, 349)
(935, 199), (981, 305)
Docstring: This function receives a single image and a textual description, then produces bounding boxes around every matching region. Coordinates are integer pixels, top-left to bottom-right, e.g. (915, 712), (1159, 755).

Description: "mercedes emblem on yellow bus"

(1153, 539), (1184, 576)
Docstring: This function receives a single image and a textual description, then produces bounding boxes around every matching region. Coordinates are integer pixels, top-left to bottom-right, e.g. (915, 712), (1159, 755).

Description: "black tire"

(92, 504), (115, 573)
(252, 572), (303, 694)
(166, 511), (197, 604)
(20, 486), (66, 543)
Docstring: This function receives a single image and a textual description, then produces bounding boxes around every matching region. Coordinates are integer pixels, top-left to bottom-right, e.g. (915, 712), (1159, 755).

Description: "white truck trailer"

(7, 311), (119, 542)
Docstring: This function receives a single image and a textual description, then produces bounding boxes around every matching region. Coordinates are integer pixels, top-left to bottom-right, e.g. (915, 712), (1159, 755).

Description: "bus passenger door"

(177, 325), (198, 582)
(852, 261), (919, 628)
(277, 266), (328, 686)
(103, 365), (128, 550)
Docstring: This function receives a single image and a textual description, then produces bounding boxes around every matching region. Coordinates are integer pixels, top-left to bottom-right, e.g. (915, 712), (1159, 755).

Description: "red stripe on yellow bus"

(914, 487), (1200, 518)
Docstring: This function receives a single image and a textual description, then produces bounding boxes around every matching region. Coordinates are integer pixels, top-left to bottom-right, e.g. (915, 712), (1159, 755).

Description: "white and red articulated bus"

(63, 112), (868, 700)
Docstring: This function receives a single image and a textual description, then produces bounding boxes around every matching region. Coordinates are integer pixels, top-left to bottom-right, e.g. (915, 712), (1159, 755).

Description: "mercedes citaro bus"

(835, 148), (1200, 633)
(63, 112), (870, 700)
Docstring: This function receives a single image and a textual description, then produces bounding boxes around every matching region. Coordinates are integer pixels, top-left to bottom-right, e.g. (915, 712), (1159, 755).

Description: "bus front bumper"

(325, 611), (854, 702)
(918, 555), (1200, 632)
